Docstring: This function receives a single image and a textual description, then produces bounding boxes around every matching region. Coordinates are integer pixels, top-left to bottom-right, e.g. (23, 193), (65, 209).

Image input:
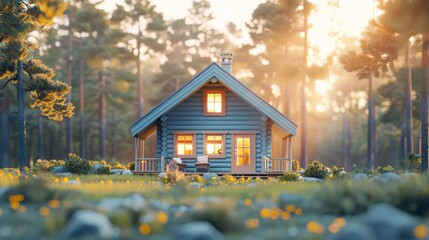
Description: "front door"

(232, 134), (255, 173)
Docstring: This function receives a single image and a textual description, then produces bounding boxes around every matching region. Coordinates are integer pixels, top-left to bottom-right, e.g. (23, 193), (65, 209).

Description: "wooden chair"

(195, 155), (210, 172)
(172, 157), (187, 172)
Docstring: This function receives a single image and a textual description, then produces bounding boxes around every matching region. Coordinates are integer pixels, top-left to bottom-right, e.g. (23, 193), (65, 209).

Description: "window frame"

(203, 90), (226, 116)
(203, 133), (226, 158)
(174, 133), (196, 158)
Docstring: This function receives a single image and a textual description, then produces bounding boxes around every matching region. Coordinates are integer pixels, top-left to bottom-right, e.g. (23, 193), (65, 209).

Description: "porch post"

(288, 137), (293, 171)
(134, 138), (139, 171)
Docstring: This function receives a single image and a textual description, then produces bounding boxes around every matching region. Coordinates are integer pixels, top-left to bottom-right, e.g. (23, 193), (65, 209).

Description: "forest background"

(0, 0), (426, 171)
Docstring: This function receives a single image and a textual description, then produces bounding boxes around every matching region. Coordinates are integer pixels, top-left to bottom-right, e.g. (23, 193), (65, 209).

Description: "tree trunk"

(111, 110), (116, 160)
(136, 23), (143, 118)
(300, 0), (308, 168)
(405, 39), (413, 155)
(27, 122), (34, 167)
(37, 113), (43, 159)
(347, 112), (353, 170)
(342, 111), (349, 170)
(1, 95), (9, 168)
(57, 122), (62, 159)
(367, 75), (375, 170)
(49, 128), (55, 159)
(66, 13), (73, 155)
(17, 60), (26, 172)
(98, 70), (106, 160)
(79, 41), (85, 158)
(421, 33), (429, 173)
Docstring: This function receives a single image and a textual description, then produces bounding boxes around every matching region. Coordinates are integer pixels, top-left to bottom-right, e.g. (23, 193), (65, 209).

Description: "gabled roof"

(131, 63), (297, 137)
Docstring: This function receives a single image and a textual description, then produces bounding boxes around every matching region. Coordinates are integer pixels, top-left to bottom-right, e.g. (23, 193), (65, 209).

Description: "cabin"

(131, 53), (297, 174)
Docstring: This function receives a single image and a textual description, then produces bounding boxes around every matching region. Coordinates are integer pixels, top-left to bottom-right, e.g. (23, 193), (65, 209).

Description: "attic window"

(204, 90), (226, 116)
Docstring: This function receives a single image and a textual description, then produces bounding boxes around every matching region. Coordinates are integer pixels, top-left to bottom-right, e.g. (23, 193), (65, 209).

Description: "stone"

(403, 172), (419, 178)
(174, 221), (225, 240)
(111, 169), (124, 175)
(150, 200), (171, 212)
(202, 173), (219, 181)
(121, 170), (133, 175)
(278, 192), (307, 209)
(56, 172), (72, 176)
(381, 172), (402, 182)
(90, 163), (104, 174)
(297, 176), (304, 182)
(332, 223), (377, 240)
(303, 177), (322, 182)
(51, 166), (70, 174)
(363, 203), (416, 240)
(352, 173), (368, 182)
(62, 210), (119, 239)
(0, 187), (9, 198)
(97, 193), (146, 213)
(159, 172), (166, 178)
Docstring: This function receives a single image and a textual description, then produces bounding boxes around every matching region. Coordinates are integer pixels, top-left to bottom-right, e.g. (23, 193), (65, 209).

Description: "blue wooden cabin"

(131, 53), (297, 174)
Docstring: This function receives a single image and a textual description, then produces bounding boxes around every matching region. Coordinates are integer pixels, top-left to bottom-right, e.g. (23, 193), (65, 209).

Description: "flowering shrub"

(278, 172), (301, 182)
(304, 160), (330, 179)
(34, 159), (65, 172)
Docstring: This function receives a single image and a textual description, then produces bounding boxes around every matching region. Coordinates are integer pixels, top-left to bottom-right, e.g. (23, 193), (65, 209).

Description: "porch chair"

(168, 157), (187, 172)
(195, 155), (210, 172)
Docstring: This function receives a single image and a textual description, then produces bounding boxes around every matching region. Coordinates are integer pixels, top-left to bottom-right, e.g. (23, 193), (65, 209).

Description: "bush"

(377, 165), (395, 174)
(127, 162), (135, 170)
(399, 152), (421, 173)
(331, 166), (347, 179)
(278, 172), (301, 182)
(292, 160), (300, 171)
(34, 159), (65, 172)
(96, 165), (111, 175)
(64, 153), (91, 175)
(161, 169), (185, 185)
(304, 160), (330, 179)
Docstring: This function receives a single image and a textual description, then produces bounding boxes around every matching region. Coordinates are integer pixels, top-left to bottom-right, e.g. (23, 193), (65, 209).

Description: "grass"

(0, 170), (428, 239)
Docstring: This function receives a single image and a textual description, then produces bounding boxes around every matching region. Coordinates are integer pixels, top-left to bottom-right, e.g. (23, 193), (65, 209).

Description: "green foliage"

(2, 177), (62, 204)
(377, 165), (395, 174)
(292, 160), (300, 171)
(278, 172), (301, 182)
(312, 176), (429, 216)
(304, 160), (330, 179)
(188, 199), (242, 233)
(399, 152), (421, 173)
(64, 153), (91, 175)
(160, 169), (185, 185)
(96, 165), (111, 175)
(34, 159), (65, 172)
(0, 0), (74, 120)
(350, 164), (372, 175)
(331, 166), (347, 179)
(127, 162), (135, 171)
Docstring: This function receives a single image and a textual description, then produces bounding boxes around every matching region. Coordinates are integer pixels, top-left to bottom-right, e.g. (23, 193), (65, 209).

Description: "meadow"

(0, 167), (429, 239)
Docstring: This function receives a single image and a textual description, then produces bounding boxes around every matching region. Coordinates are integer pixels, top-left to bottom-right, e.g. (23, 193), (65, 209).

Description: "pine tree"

(0, 0), (74, 170)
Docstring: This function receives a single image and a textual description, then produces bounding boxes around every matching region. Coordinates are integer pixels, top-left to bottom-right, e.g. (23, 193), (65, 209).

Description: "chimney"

(220, 52), (233, 74)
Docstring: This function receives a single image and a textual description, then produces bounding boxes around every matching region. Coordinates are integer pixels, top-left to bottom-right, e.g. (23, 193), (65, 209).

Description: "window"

(204, 134), (225, 158)
(204, 90), (226, 116)
(176, 134), (195, 157)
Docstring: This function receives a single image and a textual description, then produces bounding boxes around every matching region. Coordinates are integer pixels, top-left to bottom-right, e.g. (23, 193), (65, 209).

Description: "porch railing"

(264, 157), (291, 173)
(136, 157), (165, 172)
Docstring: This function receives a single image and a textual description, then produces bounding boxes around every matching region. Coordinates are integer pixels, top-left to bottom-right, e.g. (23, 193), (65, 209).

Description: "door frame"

(231, 133), (256, 173)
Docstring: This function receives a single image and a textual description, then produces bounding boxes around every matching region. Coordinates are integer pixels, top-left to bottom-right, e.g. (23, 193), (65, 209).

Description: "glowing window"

(204, 91), (225, 115)
(177, 135), (193, 156)
(206, 135), (223, 156)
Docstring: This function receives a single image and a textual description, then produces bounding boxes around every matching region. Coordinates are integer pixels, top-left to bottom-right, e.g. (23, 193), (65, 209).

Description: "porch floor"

(132, 171), (285, 178)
